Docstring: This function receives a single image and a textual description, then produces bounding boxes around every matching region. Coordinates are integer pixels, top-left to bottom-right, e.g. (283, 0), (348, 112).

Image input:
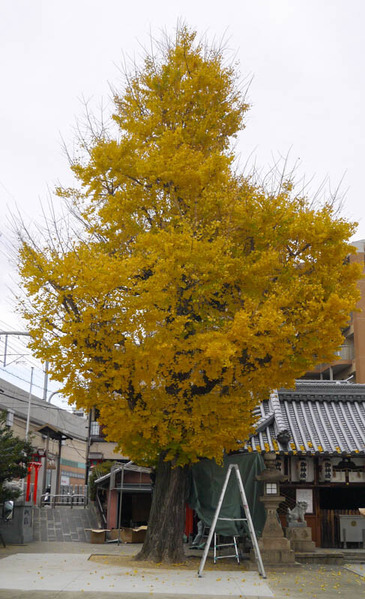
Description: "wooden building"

(93, 462), (153, 531)
(249, 381), (365, 547)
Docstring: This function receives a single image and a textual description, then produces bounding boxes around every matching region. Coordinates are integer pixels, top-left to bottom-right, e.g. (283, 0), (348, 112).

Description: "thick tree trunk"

(135, 453), (190, 563)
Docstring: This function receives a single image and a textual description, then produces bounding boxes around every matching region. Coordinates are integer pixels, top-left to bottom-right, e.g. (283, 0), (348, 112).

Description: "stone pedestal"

(251, 453), (295, 566)
(0, 503), (33, 545)
(285, 525), (316, 552)
(257, 547), (296, 565)
(254, 495), (295, 565)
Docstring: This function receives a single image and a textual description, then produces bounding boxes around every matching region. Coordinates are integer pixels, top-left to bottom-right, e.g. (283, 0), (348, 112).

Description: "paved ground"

(268, 563), (364, 598)
(0, 543), (272, 598)
(345, 563), (365, 577)
(0, 542), (363, 598)
(0, 552), (272, 598)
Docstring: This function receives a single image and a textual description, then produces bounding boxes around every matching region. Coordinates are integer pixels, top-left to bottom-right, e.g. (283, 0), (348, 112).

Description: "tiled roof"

(248, 382), (365, 456)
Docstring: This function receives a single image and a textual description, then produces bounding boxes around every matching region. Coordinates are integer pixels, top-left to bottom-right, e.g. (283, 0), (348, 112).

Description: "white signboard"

(296, 488), (313, 513)
(60, 475), (70, 486)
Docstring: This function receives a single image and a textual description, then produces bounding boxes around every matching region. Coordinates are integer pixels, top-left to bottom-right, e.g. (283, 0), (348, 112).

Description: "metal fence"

(40, 484), (88, 508)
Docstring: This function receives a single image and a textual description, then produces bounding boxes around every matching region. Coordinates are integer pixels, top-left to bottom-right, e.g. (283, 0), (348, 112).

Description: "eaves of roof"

(248, 382), (365, 457)
(94, 462), (152, 486)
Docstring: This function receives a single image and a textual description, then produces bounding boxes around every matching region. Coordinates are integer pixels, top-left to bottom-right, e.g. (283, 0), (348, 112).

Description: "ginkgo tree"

(17, 27), (361, 562)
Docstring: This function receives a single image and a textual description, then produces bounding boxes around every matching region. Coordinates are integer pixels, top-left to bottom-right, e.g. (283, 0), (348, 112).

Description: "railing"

(312, 344), (354, 372)
(40, 493), (88, 508)
(96, 491), (108, 528)
(334, 345), (354, 361)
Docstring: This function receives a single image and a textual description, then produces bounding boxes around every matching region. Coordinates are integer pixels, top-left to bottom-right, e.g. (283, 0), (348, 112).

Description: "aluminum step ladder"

(197, 463), (266, 578)
(213, 531), (240, 563)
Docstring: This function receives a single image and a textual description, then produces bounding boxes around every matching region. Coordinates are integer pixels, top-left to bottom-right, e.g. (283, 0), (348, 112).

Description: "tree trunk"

(135, 453), (190, 563)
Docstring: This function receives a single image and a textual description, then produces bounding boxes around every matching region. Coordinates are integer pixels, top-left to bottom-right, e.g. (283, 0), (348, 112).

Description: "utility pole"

(0, 331), (29, 368)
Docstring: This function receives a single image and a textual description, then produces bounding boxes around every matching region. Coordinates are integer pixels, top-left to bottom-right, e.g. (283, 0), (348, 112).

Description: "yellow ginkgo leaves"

(18, 26), (361, 469)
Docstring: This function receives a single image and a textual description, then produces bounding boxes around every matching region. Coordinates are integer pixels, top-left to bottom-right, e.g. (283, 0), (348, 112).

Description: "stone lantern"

(254, 452), (295, 565)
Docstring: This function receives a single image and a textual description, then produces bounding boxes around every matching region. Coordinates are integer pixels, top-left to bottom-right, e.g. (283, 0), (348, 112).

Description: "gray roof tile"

(249, 382), (365, 456)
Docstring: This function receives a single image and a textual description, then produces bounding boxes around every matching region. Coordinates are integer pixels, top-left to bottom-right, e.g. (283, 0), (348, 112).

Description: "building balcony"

(304, 344), (355, 381)
(334, 345), (354, 361)
(90, 421), (106, 440)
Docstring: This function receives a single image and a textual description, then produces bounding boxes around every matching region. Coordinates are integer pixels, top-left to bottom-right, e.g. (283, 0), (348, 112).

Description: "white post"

(117, 466), (125, 545)
(25, 367), (34, 440)
(43, 360), (49, 401)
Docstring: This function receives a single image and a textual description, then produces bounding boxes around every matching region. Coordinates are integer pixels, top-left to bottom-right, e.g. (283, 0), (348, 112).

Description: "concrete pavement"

(0, 542), (363, 598)
(0, 545), (272, 598)
(344, 562), (365, 577)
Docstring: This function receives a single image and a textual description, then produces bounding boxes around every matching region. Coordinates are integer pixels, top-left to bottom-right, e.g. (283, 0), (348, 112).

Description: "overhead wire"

(0, 322), (64, 404)
(0, 390), (72, 412)
(0, 366), (46, 392)
(0, 328), (42, 367)
(0, 391), (87, 444)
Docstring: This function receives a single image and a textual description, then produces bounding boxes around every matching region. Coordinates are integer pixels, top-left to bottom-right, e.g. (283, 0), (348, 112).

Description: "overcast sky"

(0, 0), (364, 396)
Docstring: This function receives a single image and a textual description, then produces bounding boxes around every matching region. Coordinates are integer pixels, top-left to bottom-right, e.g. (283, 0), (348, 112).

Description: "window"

(266, 483), (278, 494)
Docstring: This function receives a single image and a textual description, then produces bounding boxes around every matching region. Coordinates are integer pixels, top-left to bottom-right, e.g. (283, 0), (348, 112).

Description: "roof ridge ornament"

(255, 411), (274, 434)
(269, 390), (291, 448)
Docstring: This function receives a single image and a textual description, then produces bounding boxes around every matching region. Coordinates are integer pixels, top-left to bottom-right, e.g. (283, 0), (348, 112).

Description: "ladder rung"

(215, 542), (236, 548)
(217, 517), (247, 521)
(215, 554), (238, 560)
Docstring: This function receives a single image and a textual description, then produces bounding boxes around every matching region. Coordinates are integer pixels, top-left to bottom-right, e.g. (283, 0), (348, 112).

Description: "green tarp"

(188, 453), (266, 536)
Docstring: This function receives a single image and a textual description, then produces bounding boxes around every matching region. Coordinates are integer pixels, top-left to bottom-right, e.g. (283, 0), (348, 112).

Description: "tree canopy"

(18, 28), (361, 469)
(0, 411), (33, 503)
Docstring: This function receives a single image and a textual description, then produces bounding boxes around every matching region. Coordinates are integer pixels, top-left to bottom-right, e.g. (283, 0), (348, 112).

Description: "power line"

(0, 324), (71, 413)
(0, 390), (71, 412)
(0, 366), (48, 393)
(0, 329), (43, 370)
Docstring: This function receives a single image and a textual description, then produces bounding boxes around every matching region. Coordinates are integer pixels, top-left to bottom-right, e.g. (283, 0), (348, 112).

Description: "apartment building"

(303, 239), (365, 382)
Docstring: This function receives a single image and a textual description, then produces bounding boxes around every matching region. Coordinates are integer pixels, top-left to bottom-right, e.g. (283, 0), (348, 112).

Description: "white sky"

(0, 0), (364, 398)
